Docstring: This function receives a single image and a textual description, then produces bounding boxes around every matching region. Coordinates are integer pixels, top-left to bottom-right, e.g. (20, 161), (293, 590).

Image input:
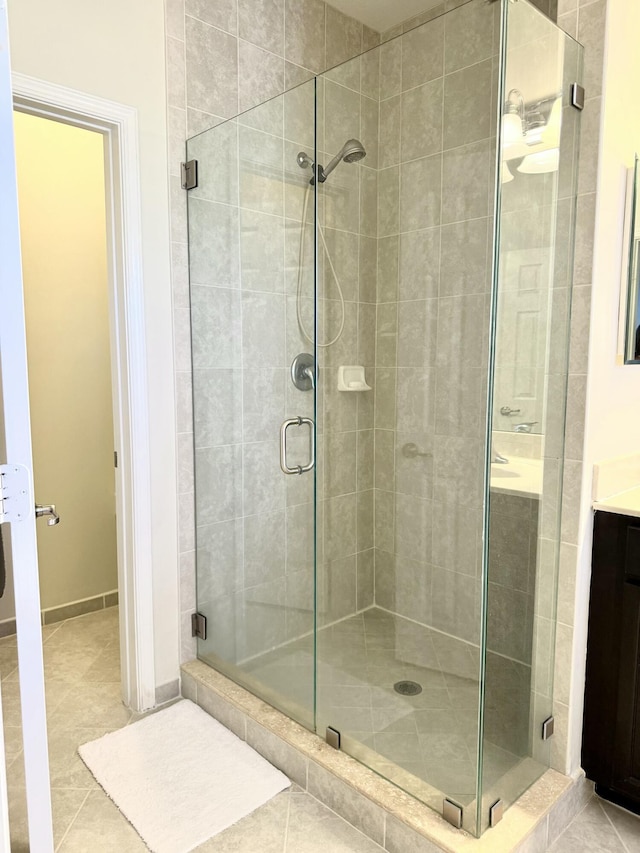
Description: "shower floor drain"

(393, 680), (422, 696)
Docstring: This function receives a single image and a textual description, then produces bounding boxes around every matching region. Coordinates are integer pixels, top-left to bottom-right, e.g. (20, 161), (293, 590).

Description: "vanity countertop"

(591, 453), (640, 518)
(593, 487), (640, 519)
(490, 456), (542, 498)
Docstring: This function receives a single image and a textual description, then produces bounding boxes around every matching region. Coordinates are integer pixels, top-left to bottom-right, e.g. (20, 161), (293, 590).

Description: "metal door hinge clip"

(191, 612), (207, 640)
(571, 83), (585, 111)
(0, 464), (31, 524)
(542, 715), (555, 740)
(489, 799), (504, 827)
(326, 727), (341, 749)
(443, 799), (463, 829)
(181, 159), (198, 190)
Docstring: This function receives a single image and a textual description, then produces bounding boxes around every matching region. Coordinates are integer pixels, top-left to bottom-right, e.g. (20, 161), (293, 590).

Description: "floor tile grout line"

(282, 787), (292, 852)
(305, 789), (386, 851)
(3, 607), (123, 849)
(550, 797), (596, 850)
(597, 798), (632, 853)
(54, 788), (92, 852)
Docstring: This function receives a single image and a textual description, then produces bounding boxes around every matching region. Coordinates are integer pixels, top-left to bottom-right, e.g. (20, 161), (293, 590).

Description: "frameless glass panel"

(185, 0), (581, 838)
(315, 0), (499, 834)
(187, 79), (318, 729)
(481, 0), (583, 832)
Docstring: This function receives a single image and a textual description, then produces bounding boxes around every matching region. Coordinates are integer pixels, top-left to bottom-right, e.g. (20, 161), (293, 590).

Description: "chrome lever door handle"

(280, 417), (315, 475)
(35, 504), (60, 526)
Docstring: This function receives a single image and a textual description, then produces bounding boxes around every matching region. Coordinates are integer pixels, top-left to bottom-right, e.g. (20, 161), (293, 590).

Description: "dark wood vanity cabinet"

(583, 510), (640, 814)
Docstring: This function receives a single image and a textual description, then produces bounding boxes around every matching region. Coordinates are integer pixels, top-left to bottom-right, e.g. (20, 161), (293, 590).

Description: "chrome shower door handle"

(280, 417), (315, 475)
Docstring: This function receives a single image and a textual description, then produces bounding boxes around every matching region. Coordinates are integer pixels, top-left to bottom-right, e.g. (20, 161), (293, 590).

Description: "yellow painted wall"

(13, 112), (117, 610)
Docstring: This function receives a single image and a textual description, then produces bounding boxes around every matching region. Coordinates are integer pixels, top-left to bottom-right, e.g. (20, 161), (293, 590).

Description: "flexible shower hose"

(296, 182), (346, 348)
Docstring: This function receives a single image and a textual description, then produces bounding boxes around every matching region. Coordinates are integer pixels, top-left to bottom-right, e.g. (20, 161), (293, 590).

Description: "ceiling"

(327, 0), (444, 33)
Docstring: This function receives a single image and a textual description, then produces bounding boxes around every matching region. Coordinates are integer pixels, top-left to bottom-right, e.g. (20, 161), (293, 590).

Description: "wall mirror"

(622, 155), (640, 364)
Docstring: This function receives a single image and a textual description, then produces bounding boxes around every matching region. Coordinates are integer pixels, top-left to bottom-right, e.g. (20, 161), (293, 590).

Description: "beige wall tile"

(401, 17), (444, 89)
(238, 0), (284, 54)
(185, 16), (238, 117)
(238, 41), (285, 112)
(402, 79), (443, 161)
(325, 4), (362, 72)
(284, 0), (325, 72)
(186, 0), (236, 33)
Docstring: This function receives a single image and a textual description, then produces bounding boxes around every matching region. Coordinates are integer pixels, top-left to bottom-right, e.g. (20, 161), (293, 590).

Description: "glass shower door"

(187, 79), (318, 729)
(313, 2), (499, 835)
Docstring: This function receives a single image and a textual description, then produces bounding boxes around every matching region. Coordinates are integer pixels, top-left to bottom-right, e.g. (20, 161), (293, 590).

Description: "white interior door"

(0, 1), (54, 849)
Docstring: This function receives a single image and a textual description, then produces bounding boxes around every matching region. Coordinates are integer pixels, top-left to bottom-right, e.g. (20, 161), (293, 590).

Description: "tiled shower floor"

(232, 607), (526, 808)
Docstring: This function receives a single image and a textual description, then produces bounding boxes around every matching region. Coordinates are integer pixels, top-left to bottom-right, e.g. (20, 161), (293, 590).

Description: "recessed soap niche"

(337, 365), (371, 392)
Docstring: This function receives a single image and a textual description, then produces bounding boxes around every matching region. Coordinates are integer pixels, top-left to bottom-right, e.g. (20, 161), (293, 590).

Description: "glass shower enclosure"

(186, 0), (582, 836)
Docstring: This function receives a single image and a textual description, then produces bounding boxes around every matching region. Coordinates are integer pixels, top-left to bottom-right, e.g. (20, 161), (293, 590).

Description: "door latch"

(35, 504), (60, 526)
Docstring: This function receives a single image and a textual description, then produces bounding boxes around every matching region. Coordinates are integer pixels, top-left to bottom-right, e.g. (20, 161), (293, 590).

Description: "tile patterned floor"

(0, 606), (384, 852)
(3, 605), (638, 851)
(549, 795), (640, 853)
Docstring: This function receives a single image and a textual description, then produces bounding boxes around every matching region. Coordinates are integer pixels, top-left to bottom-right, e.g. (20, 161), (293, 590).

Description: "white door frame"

(12, 73), (156, 712)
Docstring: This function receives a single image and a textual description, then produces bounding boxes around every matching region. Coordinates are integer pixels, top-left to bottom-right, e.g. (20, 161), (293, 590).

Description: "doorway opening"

(10, 112), (119, 632)
(0, 76), (160, 848)
(0, 111), (126, 849)
(9, 76), (158, 718)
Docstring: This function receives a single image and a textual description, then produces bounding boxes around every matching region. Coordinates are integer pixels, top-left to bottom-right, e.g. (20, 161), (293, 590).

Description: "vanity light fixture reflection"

(502, 91), (563, 175)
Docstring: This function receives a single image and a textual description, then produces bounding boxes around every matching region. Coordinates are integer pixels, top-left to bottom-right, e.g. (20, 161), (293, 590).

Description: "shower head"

(319, 138), (366, 181)
(296, 138), (366, 184)
(341, 139), (367, 163)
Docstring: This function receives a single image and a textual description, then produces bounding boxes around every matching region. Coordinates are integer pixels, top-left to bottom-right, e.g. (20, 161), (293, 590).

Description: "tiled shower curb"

(181, 661), (593, 852)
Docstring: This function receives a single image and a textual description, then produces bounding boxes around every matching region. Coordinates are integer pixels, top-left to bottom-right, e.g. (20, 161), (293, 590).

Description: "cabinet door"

(612, 525), (640, 800)
(583, 512), (640, 812)
(583, 512), (623, 782)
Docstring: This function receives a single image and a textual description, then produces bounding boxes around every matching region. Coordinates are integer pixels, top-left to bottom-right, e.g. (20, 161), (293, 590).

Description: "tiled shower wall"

(185, 48), (384, 664)
(166, 0), (379, 663)
(313, 63), (380, 628)
(372, 1), (498, 646)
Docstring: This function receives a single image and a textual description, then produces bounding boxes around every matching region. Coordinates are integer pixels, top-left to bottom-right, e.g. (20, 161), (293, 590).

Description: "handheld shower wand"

(297, 138), (366, 184)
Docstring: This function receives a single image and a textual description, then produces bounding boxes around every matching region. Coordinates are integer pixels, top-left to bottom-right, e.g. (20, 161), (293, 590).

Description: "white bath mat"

(79, 699), (290, 853)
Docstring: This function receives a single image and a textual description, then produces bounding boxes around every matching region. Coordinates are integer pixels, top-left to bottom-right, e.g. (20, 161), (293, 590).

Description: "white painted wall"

(7, 0), (179, 691)
(569, 0), (640, 772)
